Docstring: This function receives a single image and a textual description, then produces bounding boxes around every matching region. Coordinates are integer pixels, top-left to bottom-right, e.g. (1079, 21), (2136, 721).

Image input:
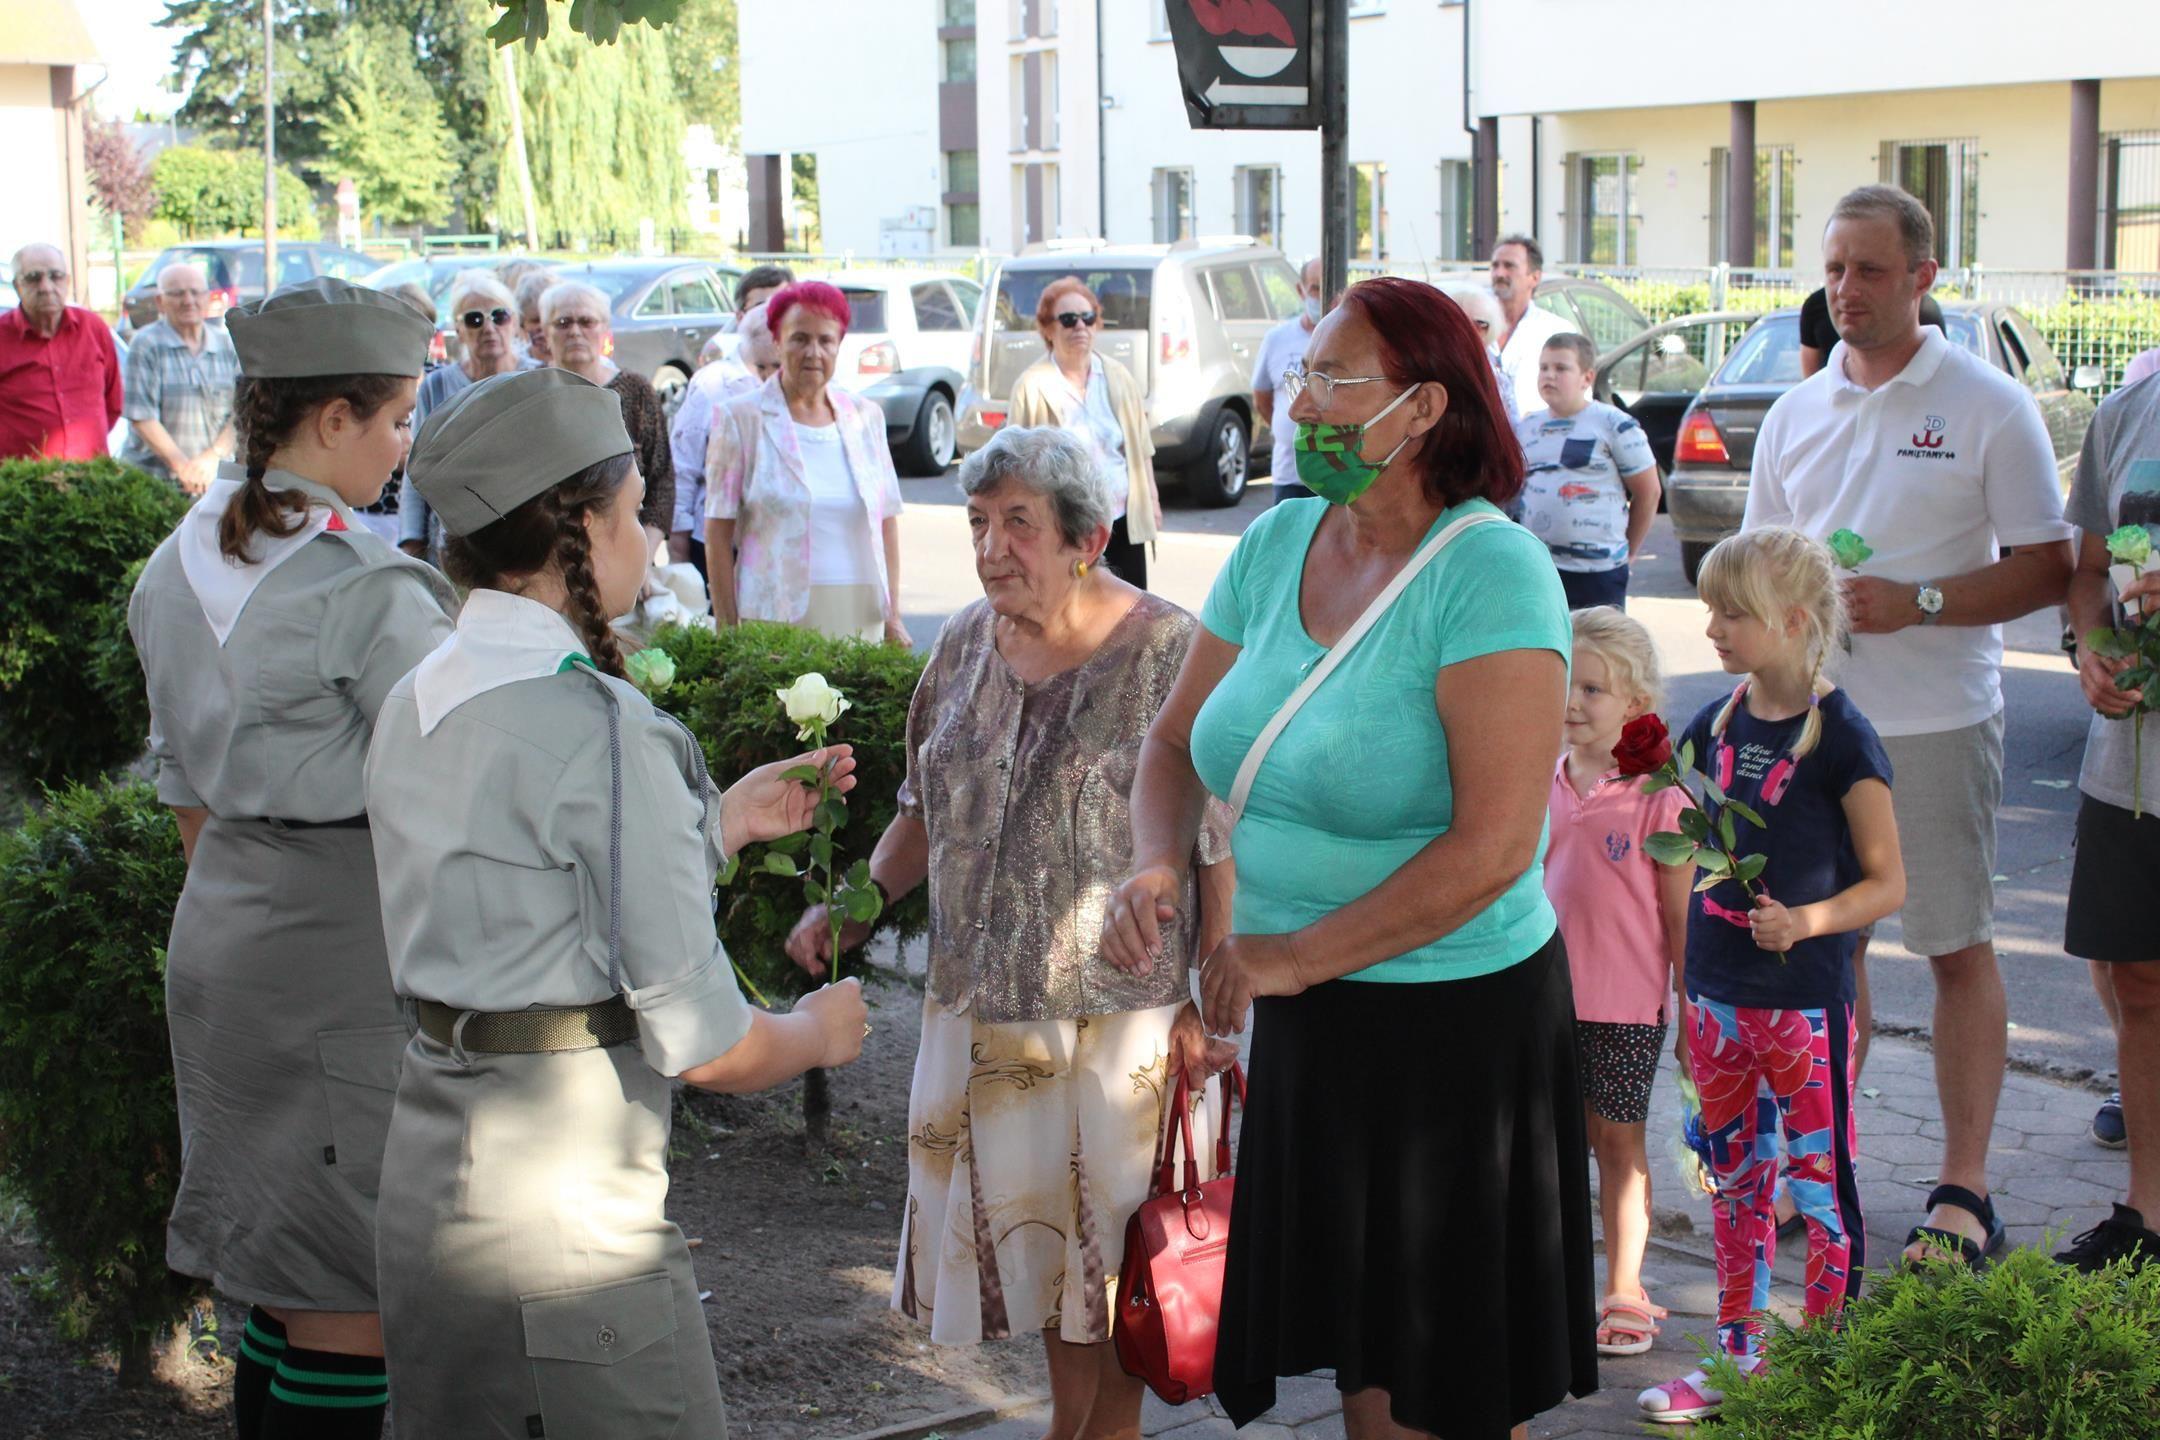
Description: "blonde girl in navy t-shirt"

(1639, 527), (1905, 1425)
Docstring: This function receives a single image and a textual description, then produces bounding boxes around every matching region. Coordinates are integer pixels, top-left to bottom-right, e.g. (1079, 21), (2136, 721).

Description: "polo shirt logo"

(1896, 414), (1957, 461)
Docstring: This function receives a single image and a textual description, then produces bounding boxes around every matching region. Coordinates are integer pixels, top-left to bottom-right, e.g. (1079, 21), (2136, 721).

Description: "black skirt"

(1215, 930), (1598, 1438)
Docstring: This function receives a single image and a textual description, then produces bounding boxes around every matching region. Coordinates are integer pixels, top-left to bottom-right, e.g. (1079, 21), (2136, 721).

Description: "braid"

(553, 503), (626, 679)
(219, 372), (407, 563)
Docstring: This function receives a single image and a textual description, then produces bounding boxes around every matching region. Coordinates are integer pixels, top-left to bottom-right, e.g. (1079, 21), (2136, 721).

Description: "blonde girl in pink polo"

(1545, 607), (1693, 1357)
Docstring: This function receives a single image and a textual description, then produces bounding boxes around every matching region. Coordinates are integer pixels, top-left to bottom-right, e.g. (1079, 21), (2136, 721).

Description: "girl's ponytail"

(1696, 526), (1847, 759)
(219, 372), (409, 563)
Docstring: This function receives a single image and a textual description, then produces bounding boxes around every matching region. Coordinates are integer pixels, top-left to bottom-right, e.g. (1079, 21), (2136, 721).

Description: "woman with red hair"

(704, 280), (909, 643)
(1102, 276), (1597, 1439)
(1006, 276), (1160, 588)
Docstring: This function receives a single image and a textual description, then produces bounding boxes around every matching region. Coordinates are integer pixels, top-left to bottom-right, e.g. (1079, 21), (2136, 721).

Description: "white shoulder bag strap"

(1226, 511), (1506, 822)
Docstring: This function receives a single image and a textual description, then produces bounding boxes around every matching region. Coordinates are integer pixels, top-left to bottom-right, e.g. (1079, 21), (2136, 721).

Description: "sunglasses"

(551, 314), (605, 331)
(1056, 310), (1099, 329)
(461, 307), (514, 329)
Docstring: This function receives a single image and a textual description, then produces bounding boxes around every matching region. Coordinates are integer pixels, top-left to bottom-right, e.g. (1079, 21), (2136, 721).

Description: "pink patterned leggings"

(1683, 995), (1864, 1357)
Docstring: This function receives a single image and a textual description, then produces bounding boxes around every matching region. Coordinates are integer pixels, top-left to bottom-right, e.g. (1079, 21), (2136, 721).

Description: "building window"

(1708, 144), (1796, 268)
(948, 203), (981, 248)
(1235, 166), (1281, 247)
(941, 0), (974, 23)
(946, 149), (980, 195)
(941, 35), (976, 83)
(2100, 130), (2160, 270)
(1572, 152), (1642, 265)
(1883, 137), (1980, 267)
(1152, 168), (1195, 243)
(1150, 0), (1170, 39)
(1010, 0), (1056, 39)
(1045, 50), (1059, 149)
(1437, 159), (1474, 261)
(1354, 162), (1387, 260)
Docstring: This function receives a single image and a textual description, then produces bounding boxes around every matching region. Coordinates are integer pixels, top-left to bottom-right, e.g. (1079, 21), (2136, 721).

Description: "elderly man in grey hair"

(119, 260), (240, 494)
(2, 241), (124, 460)
(668, 301), (777, 567)
(1446, 285), (1520, 431)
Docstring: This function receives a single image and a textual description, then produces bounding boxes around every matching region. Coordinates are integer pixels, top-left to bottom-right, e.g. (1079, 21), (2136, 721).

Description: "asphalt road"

(895, 469), (2115, 1086)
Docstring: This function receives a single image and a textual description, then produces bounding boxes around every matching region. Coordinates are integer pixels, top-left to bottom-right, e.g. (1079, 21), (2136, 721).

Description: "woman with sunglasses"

(1007, 277), (1160, 589)
(543, 279), (676, 561)
(396, 273), (538, 559)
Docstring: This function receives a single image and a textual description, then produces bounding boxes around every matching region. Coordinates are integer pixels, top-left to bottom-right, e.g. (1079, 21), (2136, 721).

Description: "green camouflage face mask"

(1292, 385), (1417, 505)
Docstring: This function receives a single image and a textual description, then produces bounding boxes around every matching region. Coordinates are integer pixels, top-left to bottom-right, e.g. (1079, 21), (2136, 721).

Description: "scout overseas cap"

(225, 276), (432, 379)
(407, 368), (634, 536)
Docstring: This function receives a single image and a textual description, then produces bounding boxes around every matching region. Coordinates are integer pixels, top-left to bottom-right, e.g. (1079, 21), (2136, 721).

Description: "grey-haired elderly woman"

(397, 271), (535, 558)
(785, 424), (1237, 1438)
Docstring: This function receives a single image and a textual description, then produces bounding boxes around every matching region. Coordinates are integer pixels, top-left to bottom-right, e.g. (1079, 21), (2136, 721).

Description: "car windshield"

(840, 289), (889, 333)
(994, 266), (1153, 331)
(554, 268), (654, 307)
(1717, 310), (1989, 387)
(148, 247), (253, 290)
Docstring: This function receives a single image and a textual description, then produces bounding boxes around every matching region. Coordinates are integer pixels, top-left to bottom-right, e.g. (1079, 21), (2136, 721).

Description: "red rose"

(1613, 714), (1674, 777)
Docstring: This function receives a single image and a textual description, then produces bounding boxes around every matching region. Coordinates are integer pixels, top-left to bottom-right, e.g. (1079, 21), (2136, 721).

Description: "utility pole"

(501, 45), (541, 250)
(262, 0), (277, 280)
(1318, 0), (1349, 307)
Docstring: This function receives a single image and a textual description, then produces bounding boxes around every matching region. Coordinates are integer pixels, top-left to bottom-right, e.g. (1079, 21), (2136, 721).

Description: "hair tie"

(245, 464), (267, 483)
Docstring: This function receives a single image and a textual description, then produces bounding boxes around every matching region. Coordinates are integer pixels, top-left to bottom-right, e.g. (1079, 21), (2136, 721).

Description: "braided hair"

(1696, 526), (1847, 761)
(443, 452), (635, 680)
(220, 373), (409, 563)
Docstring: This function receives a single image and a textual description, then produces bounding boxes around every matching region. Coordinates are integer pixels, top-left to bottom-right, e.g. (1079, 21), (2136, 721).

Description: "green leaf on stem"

(1718, 809), (1738, 851)
(815, 798), (849, 833)
(1676, 738), (1696, 774)
(779, 765), (824, 786)
(1700, 770), (1729, 808)
(845, 859), (874, 888)
(1679, 807), (1712, 843)
(2087, 626), (2137, 660)
(1639, 770), (1675, 794)
(717, 852), (740, 885)
(804, 878), (827, 906)
(808, 833), (833, 869)
(841, 885), (882, 923)
(1644, 831), (1697, 866)
(1724, 797), (1767, 829)
(760, 852), (799, 878)
(766, 832), (809, 856)
(1694, 869), (1734, 893)
(1734, 853), (1769, 885)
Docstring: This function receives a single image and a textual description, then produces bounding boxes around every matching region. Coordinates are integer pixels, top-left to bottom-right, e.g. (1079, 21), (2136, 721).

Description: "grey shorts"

(1878, 710), (2005, 958)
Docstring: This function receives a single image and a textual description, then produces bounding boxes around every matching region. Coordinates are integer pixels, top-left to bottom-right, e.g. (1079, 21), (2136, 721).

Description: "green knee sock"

(260, 1345), (388, 1439)
(233, 1307), (286, 1440)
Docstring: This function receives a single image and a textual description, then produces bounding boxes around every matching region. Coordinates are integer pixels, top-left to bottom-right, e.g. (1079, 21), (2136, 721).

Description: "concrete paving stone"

(1140, 1394), (1215, 1433)
(1857, 1109), (1925, 1136)
(1289, 1416), (1346, 1440)
(1887, 1161), (1945, 1186)
(2025, 1128), (2114, 1160)
(1870, 1093), (1942, 1123)
(1975, 1146), (2068, 1176)
(1996, 1172), (2120, 1210)
(1858, 1131), (1951, 1165)
(1256, 1375), (1342, 1427)
(1148, 1419), (1237, 1440)
(2068, 1156), (2134, 1189)
(1917, 1117), (1949, 1140)
(1990, 1106), (2067, 1137)
(1989, 1192), (2064, 1229)
(960, 1411), (1052, 1440)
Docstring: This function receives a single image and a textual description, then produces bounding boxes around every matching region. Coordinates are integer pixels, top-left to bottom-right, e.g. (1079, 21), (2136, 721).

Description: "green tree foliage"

(491, 21), (688, 238)
(484, 0), (685, 47)
(149, 145), (320, 238)
(0, 780), (193, 1388)
(0, 460), (190, 788)
(161, 0), (343, 167)
(664, 0), (739, 148)
(320, 23), (460, 226)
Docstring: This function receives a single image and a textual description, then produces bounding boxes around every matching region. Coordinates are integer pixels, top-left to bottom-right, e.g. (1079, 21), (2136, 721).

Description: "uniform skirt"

(894, 997), (1220, 1346)
(163, 817), (405, 1311)
(377, 1033), (726, 1440)
(1215, 931), (1598, 1438)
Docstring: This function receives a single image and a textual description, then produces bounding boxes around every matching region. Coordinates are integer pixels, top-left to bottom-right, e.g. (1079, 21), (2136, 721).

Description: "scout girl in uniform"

(365, 367), (868, 1438)
(127, 277), (454, 1438)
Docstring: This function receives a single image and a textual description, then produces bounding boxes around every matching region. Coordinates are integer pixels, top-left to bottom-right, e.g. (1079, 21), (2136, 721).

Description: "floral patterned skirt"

(892, 996), (1220, 1346)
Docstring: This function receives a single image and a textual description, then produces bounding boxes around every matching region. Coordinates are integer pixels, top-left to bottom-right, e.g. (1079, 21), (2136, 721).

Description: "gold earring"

(1074, 558), (1089, 578)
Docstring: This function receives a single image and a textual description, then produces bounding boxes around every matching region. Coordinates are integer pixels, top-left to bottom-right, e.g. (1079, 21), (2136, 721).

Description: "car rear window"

(994, 266), (1153, 331)
(1715, 315), (1804, 387)
(840, 289), (889, 333)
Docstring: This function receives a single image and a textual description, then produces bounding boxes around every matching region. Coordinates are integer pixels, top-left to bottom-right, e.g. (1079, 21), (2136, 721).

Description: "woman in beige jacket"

(1007, 276), (1160, 588)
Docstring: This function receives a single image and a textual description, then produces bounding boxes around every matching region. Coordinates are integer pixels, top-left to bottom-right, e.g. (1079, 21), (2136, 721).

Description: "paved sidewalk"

(927, 1033), (2125, 1440)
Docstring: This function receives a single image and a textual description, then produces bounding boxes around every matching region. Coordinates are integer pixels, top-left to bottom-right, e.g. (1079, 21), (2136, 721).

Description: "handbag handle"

(1152, 1063), (1248, 1197)
(1226, 511), (1505, 822)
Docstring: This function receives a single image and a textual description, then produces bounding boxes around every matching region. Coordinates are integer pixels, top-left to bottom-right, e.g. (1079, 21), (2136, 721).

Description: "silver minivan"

(956, 239), (1302, 507)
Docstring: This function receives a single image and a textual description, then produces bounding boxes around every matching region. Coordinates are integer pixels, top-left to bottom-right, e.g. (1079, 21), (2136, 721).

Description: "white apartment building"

(1468, 0), (2160, 274)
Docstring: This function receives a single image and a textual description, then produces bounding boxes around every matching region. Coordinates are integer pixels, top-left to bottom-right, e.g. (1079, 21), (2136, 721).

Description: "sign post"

(1164, 1), (1349, 306)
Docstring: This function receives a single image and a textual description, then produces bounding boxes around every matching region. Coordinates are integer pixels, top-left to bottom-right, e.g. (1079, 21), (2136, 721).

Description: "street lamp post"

(263, 0), (277, 280)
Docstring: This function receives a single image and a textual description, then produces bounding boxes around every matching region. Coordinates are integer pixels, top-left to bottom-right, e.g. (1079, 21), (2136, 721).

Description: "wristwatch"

(1915, 582), (1945, 626)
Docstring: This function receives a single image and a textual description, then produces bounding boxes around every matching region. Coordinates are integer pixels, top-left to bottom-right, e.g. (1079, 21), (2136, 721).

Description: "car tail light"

(207, 287), (237, 317)
(858, 342), (897, 376)
(1676, 410), (1731, 466)
(981, 410), (1006, 429)
(428, 330), (448, 366)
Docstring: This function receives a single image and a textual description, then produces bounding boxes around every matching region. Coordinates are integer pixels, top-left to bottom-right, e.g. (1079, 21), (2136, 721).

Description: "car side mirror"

(2073, 363), (2106, 391)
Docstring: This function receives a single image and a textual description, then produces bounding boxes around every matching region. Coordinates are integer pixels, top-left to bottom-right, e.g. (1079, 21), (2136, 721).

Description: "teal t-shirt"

(1190, 497), (1570, 983)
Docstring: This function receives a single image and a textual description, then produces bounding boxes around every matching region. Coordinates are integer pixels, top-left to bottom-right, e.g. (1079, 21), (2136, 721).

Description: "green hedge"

(1711, 1246), (2160, 1437)
(650, 622), (929, 1003)
(0, 460), (187, 788)
(0, 779), (193, 1386)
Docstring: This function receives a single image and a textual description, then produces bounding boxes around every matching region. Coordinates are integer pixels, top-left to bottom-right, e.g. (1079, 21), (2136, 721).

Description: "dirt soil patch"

(0, 976), (1048, 1438)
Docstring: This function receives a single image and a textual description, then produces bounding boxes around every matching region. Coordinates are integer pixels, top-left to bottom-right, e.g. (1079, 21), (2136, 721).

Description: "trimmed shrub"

(0, 779), (193, 1387)
(0, 460), (187, 787)
(650, 621), (930, 1003)
(1710, 1245), (2160, 1437)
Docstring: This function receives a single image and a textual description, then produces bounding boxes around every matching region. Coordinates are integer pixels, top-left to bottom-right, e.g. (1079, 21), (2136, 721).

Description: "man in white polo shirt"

(1490, 234), (1579, 419)
(1744, 184), (2074, 1271)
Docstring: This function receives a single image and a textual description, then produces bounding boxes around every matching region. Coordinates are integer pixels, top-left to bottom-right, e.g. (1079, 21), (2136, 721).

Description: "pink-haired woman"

(703, 281), (909, 644)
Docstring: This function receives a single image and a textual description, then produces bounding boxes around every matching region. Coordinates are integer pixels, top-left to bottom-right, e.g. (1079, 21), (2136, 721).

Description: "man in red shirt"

(2, 242), (124, 460)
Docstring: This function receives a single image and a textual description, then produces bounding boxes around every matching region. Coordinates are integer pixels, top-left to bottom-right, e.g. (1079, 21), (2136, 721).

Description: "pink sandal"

(1595, 1292), (1665, 1356)
(1638, 1357), (1763, 1424)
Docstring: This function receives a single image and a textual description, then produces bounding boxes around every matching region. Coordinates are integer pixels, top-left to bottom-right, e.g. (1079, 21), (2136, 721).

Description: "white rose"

(775, 672), (850, 737)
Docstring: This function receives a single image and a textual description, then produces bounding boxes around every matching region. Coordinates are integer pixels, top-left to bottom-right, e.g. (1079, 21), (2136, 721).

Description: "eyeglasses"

(17, 269), (67, 285)
(1281, 361), (1393, 409)
(551, 314), (605, 331)
(161, 287), (208, 301)
(1055, 310), (1099, 329)
(461, 307), (514, 329)
(1471, 318), (1491, 333)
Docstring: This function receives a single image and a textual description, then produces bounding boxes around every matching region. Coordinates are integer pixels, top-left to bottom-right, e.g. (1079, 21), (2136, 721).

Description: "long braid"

(218, 373), (406, 563)
(553, 504), (626, 679)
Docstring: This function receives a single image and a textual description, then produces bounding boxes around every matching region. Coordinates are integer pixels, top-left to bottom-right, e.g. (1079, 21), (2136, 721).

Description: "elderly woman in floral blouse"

(787, 424), (1235, 1438)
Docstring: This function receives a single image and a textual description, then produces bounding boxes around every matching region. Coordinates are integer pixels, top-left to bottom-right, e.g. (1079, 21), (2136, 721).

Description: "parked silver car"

(814, 268), (983, 476)
(956, 239), (1303, 507)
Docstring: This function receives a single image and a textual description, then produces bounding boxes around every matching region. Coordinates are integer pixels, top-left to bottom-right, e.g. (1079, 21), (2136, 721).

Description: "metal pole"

(1319, 0), (1349, 305)
(262, 0), (277, 279)
(2067, 79), (2101, 273)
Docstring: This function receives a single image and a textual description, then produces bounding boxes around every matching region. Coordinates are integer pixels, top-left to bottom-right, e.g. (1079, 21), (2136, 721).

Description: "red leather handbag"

(1113, 1064), (1244, 1404)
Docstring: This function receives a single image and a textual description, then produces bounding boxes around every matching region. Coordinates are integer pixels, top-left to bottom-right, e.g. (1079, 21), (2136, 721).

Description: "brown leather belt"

(415, 997), (636, 1054)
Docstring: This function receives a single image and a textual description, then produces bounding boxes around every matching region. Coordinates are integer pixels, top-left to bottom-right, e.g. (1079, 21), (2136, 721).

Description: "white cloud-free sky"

(81, 0), (186, 121)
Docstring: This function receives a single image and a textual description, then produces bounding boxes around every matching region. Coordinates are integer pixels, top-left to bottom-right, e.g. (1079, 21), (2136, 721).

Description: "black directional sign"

(1164, 0), (1322, 131)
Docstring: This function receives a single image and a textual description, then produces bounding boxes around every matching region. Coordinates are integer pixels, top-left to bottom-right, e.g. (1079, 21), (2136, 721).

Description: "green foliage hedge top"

(1711, 1246), (2160, 1438)
(650, 622), (928, 1002)
(0, 779), (193, 1377)
(0, 460), (188, 788)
